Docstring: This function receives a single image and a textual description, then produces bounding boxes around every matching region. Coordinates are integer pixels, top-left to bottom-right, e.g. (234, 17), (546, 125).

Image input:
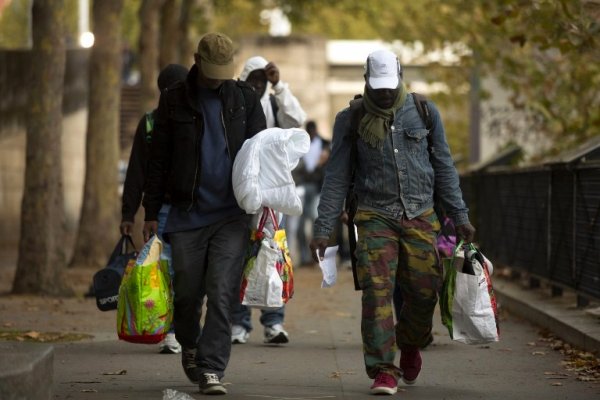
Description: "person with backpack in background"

(231, 56), (307, 346)
(142, 32), (266, 395)
(120, 63), (188, 355)
(309, 49), (475, 395)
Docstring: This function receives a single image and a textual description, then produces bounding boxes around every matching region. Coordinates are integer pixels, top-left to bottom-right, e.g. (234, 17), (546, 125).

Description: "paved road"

(40, 266), (599, 399)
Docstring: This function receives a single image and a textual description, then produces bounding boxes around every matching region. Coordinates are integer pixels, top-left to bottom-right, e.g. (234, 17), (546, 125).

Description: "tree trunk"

(139, 0), (166, 114)
(70, 0), (124, 269)
(12, 0), (71, 295)
(178, 0), (196, 64)
(159, 0), (181, 68)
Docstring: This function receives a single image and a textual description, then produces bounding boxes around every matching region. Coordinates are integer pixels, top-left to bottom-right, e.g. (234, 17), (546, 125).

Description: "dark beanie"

(157, 64), (188, 92)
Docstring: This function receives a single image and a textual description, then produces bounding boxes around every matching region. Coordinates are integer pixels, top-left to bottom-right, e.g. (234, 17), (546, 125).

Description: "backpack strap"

(411, 92), (434, 154)
(269, 94), (279, 128)
(348, 95), (364, 177)
(346, 94), (364, 291)
(144, 112), (154, 144)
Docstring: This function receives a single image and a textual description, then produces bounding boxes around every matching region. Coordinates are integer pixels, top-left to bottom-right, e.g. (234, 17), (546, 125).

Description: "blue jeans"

(297, 183), (319, 264)
(231, 303), (285, 332)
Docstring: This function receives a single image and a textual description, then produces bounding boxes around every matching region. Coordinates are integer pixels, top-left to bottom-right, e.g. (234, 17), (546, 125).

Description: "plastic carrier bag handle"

(257, 207), (279, 233)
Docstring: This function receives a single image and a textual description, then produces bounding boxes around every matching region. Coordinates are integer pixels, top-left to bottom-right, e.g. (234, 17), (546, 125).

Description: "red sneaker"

(400, 347), (422, 385)
(370, 372), (398, 395)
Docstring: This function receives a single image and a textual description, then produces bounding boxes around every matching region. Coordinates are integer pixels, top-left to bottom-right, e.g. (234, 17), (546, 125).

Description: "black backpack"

(346, 92), (435, 290)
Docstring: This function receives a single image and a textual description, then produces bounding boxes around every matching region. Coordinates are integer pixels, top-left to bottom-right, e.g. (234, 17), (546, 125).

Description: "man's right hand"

(309, 238), (329, 263)
(143, 221), (158, 242)
(120, 221), (134, 236)
(264, 62), (280, 86)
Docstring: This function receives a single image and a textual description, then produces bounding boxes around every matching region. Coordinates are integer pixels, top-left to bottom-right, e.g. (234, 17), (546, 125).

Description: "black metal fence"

(461, 162), (600, 300)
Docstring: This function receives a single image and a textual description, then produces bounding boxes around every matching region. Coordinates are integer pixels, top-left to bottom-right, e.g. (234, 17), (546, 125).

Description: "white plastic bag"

(241, 238), (284, 309)
(440, 242), (499, 345)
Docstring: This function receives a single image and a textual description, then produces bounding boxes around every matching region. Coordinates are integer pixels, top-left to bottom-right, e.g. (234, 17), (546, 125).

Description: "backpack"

(345, 92), (436, 290)
(144, 111), (154, 144)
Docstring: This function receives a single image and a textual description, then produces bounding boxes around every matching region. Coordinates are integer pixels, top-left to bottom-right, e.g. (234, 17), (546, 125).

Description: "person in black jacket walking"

(142, 32), (266, 395)
(120, 63), (188, 355)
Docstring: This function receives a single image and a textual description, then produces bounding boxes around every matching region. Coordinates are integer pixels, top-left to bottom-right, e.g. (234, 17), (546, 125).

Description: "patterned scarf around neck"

(359, 82), (407, 149)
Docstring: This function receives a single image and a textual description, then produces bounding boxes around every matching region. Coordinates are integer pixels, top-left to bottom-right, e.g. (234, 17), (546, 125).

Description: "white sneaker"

(264, 323), (289, 344)
(159, 332), (182, 354)
(231, 325), (250, 344)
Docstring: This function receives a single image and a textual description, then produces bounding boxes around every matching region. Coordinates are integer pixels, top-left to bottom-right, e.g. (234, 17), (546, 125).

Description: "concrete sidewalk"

(46, 266), (599, 399)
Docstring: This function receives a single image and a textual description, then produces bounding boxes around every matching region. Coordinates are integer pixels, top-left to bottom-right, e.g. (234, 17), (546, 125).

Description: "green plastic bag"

(116, 235), (173, 344)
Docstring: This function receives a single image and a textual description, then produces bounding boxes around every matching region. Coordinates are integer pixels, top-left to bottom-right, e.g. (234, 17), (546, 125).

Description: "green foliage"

(64, 0), (79, 46)
(6, 0), (594, 158)
(122, 0), (141, 50)
(276, 0), (600, 156)
(0, 0), (101, 49)
(0, 0), (32, 48)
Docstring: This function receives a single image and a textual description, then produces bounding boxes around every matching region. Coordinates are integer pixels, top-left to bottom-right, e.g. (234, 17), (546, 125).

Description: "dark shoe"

(370, 372), (397, 395)
(199, 372), (227, 395)
(400, 346), (422, 385)
(181, 347), (199, 384)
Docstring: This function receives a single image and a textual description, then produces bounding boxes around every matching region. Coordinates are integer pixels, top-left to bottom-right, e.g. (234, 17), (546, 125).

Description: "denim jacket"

(313, 93), (470, 239)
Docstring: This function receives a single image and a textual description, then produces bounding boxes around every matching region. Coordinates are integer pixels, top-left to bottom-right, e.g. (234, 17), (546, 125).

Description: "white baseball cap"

(366, 49), (400, 90)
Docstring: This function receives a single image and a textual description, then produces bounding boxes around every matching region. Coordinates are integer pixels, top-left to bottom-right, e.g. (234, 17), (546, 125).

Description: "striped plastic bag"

(116, 235), (173, 344)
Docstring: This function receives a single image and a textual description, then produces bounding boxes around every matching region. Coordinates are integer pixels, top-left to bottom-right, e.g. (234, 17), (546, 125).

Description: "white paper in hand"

(317, 245), (338, 288)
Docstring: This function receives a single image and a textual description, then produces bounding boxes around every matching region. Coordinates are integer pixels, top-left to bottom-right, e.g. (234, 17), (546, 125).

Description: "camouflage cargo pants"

(354, 208), (441, 379)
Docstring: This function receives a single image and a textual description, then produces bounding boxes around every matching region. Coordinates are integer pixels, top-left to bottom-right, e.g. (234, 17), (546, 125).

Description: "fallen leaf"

(3, 322), (14, 327)
(102, 370), (126, 375)
(577, 376), (598, 382)
(25, 331), (40, 339)
(329, 370), (356, 379)
(544, 372), (568, 376)
(532, 351), (546, 356)
(550, 382), (563, 386)
(527, 342), (536, 346)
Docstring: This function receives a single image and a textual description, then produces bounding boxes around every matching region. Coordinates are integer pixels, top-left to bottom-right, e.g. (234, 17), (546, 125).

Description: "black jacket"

(142, 65), (266, 221)
(121, 112), (153, 222)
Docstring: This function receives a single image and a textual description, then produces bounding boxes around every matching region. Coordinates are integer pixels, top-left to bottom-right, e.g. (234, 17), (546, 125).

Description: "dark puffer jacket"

(143, 65), (266, 221)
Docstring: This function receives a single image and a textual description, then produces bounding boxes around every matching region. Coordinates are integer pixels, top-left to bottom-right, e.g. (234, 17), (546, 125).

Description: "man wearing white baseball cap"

(310, 49), (475, 395)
